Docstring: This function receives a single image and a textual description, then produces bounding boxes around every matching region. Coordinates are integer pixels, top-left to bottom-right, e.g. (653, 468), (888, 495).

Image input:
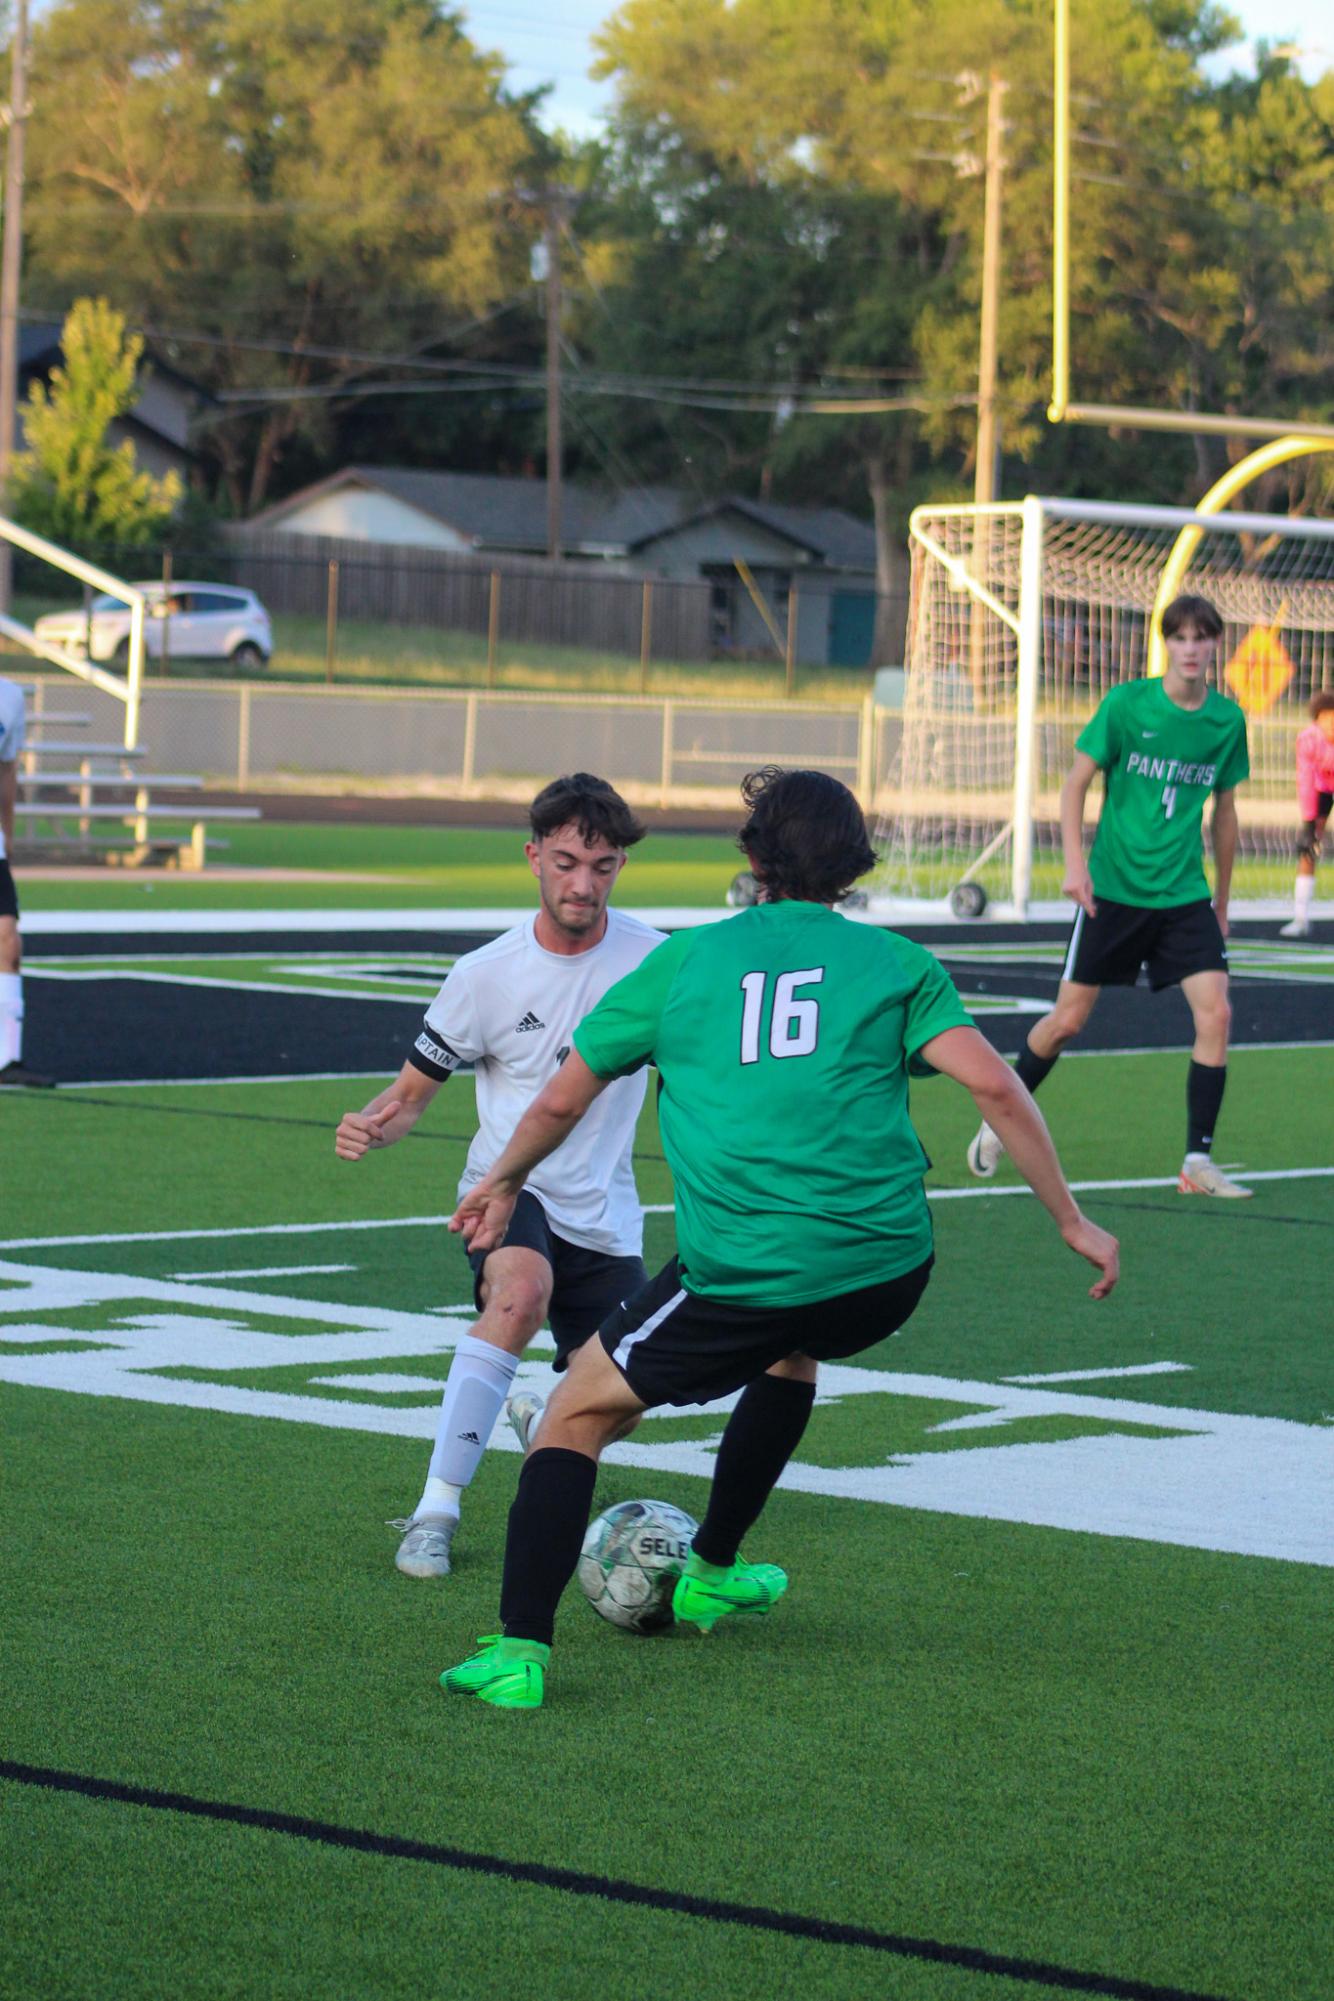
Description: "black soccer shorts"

(1297, 795), (1333, 858)
(466, 1187), (647, 1369)
(597, 1253), (934, 1410)
(1061, 896), (1227, 991)
(0, 860), (17, 921)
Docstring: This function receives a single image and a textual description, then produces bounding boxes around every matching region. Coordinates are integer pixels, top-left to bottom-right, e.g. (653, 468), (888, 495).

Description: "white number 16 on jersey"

(739, 967), (825, 1063)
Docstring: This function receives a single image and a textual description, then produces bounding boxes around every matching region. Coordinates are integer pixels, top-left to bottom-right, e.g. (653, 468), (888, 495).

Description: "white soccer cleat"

(1177, 1157), (1252, 1200)
(506, 1392), (545, 1453)
(966, 1122), (1004, 1179)
(1278, 919), (1312, 939)
(389, 1513), (457, 1579)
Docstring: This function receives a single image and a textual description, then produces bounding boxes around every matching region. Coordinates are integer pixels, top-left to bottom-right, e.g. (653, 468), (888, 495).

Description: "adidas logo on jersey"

(515, 1011), (545, 1032)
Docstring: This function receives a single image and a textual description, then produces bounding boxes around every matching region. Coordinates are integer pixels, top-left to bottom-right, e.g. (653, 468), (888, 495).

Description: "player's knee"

(483, 1278), (550, 1339)
(1196, 993), (1231, 1042)
(1049, 1000), (1091, 1045)
(0, 921), (18, 974)
(1296, 822), (1319, 862)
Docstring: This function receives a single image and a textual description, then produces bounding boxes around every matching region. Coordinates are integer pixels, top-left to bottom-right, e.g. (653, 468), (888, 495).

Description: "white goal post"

(872, 495), (1334, 917)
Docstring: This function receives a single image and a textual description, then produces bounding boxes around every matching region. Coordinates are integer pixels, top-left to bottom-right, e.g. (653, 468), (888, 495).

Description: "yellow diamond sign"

(1225, 622), (1295, 716)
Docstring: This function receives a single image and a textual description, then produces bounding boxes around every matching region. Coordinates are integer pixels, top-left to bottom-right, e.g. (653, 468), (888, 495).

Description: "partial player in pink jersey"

(1280, 690), (1334, 938)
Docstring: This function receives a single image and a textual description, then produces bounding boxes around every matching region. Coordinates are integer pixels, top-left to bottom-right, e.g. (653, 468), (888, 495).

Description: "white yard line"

(53, 1070), (381, 1089)
(1062, 1039), (1334, 1059)
(25, 900), (1326, 937)
(26, 967), (423, 1003)
(23, 906), (734, 937)
(927, 1165), (1334, 1200)
(1003, 1362), (1194, 1384)
(0, 1216), (448, 1251)
(170, 1263), (356, 1281)
(5, 1164), (1331, 1254)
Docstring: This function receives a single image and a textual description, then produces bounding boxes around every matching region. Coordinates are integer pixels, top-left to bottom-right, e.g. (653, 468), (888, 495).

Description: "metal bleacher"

(1, 517), (259, 870)
(13, 692), (258, 869)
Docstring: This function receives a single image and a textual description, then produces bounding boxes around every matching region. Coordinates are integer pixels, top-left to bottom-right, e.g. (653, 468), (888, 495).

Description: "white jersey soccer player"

(335, 775), (664, 1579)
(419, 911), (656, 1260)
(0, 676), (53, 1089)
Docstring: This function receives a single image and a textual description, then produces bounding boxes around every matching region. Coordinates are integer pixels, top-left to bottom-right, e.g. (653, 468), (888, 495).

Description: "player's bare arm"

(1059, 752), (1100, 916)
(1210, 788), (1239, 936)
(922, 1024), (1119, 1298)
(449, 1050), (610, 1251)
(334, 1060), (441, 1161)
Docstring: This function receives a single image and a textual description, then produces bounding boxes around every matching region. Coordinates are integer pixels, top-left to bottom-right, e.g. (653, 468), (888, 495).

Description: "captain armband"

(408, 1027), (465, 1081)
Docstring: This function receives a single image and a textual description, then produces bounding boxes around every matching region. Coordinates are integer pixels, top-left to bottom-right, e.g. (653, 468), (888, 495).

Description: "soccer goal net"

(871, 495), (1334, 916)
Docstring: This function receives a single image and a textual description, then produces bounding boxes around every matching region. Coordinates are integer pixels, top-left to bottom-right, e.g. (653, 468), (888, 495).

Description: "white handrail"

(0, 513), (147, 748)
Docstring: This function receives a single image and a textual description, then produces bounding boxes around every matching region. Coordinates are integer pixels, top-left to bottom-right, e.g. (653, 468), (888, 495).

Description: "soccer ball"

(577, 1498), (699, 1635)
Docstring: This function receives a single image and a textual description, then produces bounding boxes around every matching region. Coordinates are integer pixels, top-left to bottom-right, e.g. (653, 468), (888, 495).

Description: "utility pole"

(0, 0), (30, 613)
(544, 192), (568, 563)
(973, 71), (1006, 508)
(953, 70), (1006, 701)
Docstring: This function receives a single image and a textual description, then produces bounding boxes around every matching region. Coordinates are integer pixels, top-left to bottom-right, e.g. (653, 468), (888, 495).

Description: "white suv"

(35, 583), (273, 668)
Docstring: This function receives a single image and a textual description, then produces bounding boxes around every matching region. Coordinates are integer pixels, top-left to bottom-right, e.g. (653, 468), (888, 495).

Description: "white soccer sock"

(415, 1332), (520, 1517)
(1294, 874), (1314, 919)
(0, 974), (22, 1065)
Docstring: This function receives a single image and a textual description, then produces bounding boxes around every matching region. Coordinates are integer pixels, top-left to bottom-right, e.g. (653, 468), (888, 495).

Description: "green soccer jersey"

(1076, 678), (1249, 907)
(572, 903), (974, 1308)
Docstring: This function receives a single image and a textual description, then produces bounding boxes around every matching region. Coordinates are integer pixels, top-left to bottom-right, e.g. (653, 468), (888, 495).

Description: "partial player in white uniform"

(334, 774), (663, 1578)
(0, 676), (53, 1088)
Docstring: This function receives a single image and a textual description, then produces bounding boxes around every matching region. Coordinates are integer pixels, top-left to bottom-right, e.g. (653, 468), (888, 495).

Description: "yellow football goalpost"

(1050, 0), (1334, 672)
(1049, 0), (1334, 447)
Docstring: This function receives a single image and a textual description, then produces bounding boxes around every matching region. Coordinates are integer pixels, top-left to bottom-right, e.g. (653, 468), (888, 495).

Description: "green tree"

(582, 0), (1331, 526)
(7, 298), (182, 547)
(21, 0), (547, 510)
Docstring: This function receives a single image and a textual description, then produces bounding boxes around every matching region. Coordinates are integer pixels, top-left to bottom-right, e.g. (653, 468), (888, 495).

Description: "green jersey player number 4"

(968, 595), (1253, 1201)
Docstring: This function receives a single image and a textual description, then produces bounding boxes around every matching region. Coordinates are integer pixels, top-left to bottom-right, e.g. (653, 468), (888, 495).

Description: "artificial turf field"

(4, 873), (1332, 1999)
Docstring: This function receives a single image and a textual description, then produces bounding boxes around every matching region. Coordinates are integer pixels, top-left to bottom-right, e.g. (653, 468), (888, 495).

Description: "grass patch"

(2, 1030), (1331, 1999)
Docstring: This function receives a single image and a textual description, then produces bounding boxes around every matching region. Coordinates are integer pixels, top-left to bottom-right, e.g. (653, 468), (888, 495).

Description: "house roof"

(18, 316), (215, 406)
(249, 466), (878, 569)
(344, 467), (685, 552)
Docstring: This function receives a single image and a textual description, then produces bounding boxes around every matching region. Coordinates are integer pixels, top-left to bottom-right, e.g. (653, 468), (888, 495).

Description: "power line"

(202, 372), (974, 420)
(21, 301), (927, 403)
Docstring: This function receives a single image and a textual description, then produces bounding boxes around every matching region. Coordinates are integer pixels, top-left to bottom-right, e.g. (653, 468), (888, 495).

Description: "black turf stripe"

(0, 1760), (1228, 2001)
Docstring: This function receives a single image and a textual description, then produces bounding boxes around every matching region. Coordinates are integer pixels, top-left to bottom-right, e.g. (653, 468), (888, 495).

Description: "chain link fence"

(18, 672), (901, 810)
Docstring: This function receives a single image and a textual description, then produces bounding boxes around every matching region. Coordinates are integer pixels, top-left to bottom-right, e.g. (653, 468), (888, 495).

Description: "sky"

(460, 1), (1334, 137)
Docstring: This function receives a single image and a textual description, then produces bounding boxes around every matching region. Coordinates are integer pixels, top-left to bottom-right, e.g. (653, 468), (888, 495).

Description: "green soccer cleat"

(440, 1635), (548, 1710)
(672, 1554), (789, 1634)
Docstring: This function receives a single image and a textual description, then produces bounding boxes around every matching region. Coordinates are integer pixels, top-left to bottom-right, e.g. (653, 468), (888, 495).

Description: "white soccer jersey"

(0, 677), (25, 863)
(415, 906), (667, 1257)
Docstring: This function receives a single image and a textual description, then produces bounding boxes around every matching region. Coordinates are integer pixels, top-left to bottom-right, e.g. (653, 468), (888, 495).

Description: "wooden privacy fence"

(223, 530), (717, 663)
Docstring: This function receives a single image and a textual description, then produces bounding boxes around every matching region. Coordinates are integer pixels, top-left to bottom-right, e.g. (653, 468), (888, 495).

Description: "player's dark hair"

(1310, 689), (1334, 720)
(1161, 594), (1223, 640)
(737, 766), (877, 904)
(528, 773), (646, 850)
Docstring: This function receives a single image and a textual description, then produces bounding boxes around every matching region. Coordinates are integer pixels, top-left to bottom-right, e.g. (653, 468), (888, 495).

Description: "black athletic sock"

(1186, 1060), (1227, 1156)
(692, 1374), (817, 1568)
(499, 1447), (598, 1645)
(1014, 1039), (1059, 1095)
